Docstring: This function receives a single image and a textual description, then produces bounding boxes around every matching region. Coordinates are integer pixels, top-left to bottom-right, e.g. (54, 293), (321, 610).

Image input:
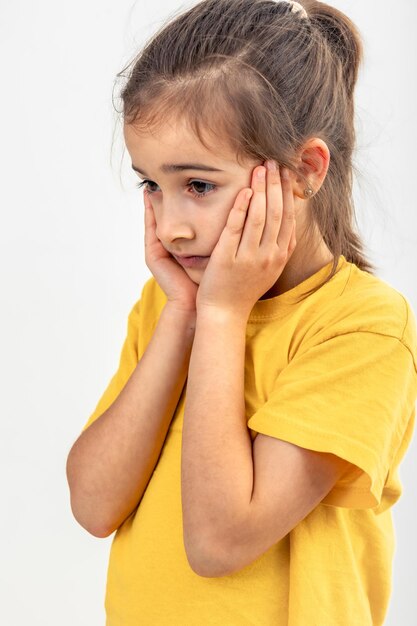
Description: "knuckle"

(276, 249), (288, 263)
(251, 217), (264, 227)
(269, 209), (282, 222)
(227, 223), (243, 235)
(259, 253), (275, 269)
(284, 210), (295, 221)
(268, 175), (281, 186)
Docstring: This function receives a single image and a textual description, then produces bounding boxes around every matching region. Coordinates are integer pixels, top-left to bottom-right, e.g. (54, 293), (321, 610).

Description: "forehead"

(123, 117), (254, 172)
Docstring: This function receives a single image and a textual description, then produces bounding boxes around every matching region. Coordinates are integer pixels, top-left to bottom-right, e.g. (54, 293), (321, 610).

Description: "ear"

(292, 138), (330, 200)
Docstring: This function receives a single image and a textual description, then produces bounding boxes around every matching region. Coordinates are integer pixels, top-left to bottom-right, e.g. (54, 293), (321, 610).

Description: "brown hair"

(115, 0), (375, 296)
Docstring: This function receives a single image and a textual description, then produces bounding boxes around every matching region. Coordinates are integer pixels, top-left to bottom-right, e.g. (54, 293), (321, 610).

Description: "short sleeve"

(247, 331), (417, 508)
(81, 298), (141, 432)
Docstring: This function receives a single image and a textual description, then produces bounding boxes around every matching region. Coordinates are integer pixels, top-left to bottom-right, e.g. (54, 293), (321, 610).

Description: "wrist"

(164, 301), (197, 330)
(165, 299), (196, 316)
(196, 304), (249, 328)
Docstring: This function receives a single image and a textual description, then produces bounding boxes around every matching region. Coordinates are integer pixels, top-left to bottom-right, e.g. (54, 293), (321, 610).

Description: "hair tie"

(285, 1), (309, 19)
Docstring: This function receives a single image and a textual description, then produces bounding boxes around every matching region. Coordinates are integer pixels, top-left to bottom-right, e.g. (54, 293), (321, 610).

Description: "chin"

(185, 268), (203, 285)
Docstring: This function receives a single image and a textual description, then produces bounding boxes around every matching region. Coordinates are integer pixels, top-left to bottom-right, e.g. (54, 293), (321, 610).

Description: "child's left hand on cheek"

(196, 160), (297, 320)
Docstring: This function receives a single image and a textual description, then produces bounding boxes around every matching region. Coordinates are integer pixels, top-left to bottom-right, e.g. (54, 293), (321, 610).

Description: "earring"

(303, 185), (314, 198)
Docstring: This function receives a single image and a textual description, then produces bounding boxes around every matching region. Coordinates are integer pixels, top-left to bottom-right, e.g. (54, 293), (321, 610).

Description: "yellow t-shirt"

(82, 255), (417, 626)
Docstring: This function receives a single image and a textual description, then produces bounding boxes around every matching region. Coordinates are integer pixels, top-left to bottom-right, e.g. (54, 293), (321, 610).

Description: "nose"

(154, 199), (195, 245)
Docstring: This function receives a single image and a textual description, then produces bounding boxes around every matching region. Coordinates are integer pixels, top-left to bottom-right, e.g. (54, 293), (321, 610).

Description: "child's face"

(124, 118), (262, 284)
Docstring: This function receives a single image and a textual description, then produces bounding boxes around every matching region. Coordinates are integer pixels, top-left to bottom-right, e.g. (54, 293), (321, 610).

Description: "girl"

(66, 1), (417, 624)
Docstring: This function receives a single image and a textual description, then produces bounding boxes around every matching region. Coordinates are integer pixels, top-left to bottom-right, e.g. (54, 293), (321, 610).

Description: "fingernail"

(257, 166), (266, 179)
(266, 160), (277, 171)
(281, 167), (289, 180)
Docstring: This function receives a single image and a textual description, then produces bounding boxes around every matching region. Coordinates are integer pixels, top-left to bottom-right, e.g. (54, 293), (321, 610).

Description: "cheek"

(206, 193), (237, 238)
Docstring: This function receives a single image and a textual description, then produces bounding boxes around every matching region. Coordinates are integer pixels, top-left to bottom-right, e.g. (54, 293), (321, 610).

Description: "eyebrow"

(131, 163), (224, 176)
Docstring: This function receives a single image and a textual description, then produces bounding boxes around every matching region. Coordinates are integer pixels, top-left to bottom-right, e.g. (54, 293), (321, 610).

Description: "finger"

(143, 191), (158, 250)
(289, 219), (297, 254)
(217, 188), (253, 258)
(260, 161), (283, 248)
(277, 168), (296, 251)
(237, 165), (267, 254)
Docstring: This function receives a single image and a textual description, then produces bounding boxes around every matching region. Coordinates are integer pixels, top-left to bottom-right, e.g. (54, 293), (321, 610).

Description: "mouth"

(172, 254), (210, 268)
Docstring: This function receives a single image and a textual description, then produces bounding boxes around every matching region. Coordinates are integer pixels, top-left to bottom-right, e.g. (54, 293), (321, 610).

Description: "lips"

(172, 254), (210, 268)
(173, 254), (208, 258)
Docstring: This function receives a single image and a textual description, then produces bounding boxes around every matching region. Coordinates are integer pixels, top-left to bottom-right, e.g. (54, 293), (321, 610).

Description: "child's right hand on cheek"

(143, 191), (198, 315)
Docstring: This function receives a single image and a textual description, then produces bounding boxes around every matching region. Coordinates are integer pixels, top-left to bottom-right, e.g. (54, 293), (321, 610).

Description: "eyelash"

(135, 179), (216, 198)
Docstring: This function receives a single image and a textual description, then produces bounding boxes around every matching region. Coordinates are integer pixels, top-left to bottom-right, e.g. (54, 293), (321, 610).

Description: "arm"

(66, 302), (195, 538)
(181, 161), (349, 577)
(181, 309), (349, 577)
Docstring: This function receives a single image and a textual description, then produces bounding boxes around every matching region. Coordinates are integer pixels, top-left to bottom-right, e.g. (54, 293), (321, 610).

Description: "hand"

(143, 191), (198, 314)
(196, 161), (297, 319)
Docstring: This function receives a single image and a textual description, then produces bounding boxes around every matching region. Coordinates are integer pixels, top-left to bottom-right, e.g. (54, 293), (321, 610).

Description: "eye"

(136, 179), (159, 194)
(135, 179), (216, 198)
(188, 180), (216, 197)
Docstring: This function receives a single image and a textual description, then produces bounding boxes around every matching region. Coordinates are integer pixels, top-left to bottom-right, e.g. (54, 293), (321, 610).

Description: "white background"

(1, 0), (416, 624)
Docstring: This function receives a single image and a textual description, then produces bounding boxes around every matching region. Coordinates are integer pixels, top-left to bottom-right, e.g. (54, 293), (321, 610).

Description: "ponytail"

(307, 1), (363, 98)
